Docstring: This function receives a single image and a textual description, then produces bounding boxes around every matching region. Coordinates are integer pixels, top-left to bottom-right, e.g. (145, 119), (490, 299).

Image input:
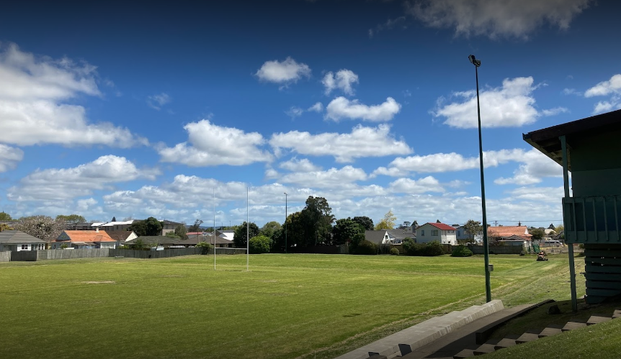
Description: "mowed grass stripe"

(0, 253), (573, 359)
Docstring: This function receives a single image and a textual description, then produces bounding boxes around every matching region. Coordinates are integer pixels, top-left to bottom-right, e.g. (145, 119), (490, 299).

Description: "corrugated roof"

(0, 230), (46, 244)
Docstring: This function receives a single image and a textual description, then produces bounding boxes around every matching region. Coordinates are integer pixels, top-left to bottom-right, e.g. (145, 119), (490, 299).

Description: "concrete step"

(587, 315), (612, 325)
(562, 321), (587, 331)
(538, 327), (562, 338)
(516, 332), (539, 344)
(473, 343), (496, 356)
(494, 338), (516, 350)
(453, 349), (475, 359)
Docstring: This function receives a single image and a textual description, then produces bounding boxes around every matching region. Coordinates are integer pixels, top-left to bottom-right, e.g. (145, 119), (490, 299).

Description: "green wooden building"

(524, 108), (621, 305)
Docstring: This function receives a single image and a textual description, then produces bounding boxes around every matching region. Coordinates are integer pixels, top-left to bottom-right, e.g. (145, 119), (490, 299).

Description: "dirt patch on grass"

(82, 281), (116, 284)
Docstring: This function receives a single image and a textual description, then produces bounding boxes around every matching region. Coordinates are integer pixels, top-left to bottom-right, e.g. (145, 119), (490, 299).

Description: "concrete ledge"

(335, 300), (504, 359)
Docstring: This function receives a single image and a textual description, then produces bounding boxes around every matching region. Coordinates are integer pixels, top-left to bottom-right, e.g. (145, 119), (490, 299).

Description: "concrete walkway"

(334, 300), (505, 359)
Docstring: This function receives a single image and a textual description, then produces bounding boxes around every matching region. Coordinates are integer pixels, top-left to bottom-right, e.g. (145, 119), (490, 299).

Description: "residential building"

(0, 230), (46, 251)
(416, 223), (457, 245)
(53, 229), (117, 249)
(364, 230), (392, 246)
(487, 226), (532, 241)
(524, 108), (621, 304)
(106, 230), (138, 247)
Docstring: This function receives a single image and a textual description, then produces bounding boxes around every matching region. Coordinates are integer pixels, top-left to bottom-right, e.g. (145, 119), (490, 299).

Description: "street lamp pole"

(284, 192), (288, 253)
(469, 54), (492, 303)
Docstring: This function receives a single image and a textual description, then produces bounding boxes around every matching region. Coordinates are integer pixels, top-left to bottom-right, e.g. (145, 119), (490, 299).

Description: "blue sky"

(0, 0), (619, 228)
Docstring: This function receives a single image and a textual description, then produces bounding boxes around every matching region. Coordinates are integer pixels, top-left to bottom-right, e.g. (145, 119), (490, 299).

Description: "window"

(431, 230), (439, 236)
(421, 230), (425, 236)
(21, 244), (28, 250)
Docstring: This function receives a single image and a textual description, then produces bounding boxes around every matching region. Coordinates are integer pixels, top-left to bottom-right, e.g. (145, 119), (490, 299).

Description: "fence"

(109, 248), (202, 259)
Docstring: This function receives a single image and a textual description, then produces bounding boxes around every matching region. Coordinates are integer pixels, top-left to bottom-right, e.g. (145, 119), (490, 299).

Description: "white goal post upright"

(246, 186), (249, 272)
(213, 188), (217, 271)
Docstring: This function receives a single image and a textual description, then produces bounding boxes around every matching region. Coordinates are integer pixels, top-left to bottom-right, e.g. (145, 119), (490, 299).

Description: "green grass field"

(0, 253), (583, 359)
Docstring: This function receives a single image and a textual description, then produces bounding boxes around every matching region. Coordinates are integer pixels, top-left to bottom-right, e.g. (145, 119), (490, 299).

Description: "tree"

(463, 220), (483, 241)
(554, 224), (565, 239)
(375, 210), (396, 230)
(400, 221), (411, 229)
(529, 227), (545, 240)
(249, 235), (272, 254)
(188, 219), (203, 232)
(352, 216), (374, 231)
(332, 218), (364, 245)
(260, 221), (282, 239)
(174, 225), (188, 240)
(0, 223), (13, 232)
(56, 214), (86, 224)
(0, 212), (12, 221)
(129, 217), (162, 237)
(112, 216), (117, 222)
(299, 196), (335, 247)
(15, 215), (66, 244)
(233, 221), (260, 248)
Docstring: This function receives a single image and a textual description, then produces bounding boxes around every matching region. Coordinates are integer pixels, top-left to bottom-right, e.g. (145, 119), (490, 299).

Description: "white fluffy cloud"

(374, 149), (561, 185)
(435, 77), (558, 128)
(159, 119), (273, 166)
(8, 155), (159, 201)
(255, 57), (311, 84)
(280, 166), (367, 188)
(279, 158), (322, 172)
(308, 102), (323, 112)
(0, 144), (24, 172)
(0, 43), (146, 147)
(407, 0), (592, 39)
(325, 96), (401, 122)
(270, 124), (412, 163)
(322, 69), (359, 96)
(388, 176), (445, 194)
(585, 74), (621, 114)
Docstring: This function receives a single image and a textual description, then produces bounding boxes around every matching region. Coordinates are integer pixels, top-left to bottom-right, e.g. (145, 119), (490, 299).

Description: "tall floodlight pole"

(284, 192), (288, 253)
(469, 54), (492, 303)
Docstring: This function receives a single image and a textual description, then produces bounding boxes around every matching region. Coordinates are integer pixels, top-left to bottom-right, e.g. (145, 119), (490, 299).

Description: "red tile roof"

(488, 226), (532, 239)
(57, 230), (116, 243)
(426, 222), (456, 231)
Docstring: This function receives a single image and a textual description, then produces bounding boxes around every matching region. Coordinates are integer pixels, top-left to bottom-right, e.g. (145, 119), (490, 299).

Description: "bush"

(350, 240), (377, 255)
(404, 241), (446, 257)
(378, 243), (392, 254)
(451, 245), (473, 257)
(196, 241), (212, 254)
(249, 235), (272, 254)
(390, 247), (400, 256)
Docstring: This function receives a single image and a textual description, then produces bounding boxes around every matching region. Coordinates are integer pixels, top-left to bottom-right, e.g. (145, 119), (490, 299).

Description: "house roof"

(106, 230), (135, 242)
(364, 230), (387, 245)
(128, 236), (181, 246)
(57, 230), (116, 243)
(0, 230), (46, 244)
(523, 108), (621, 170)
(488, 226), (532, 239)
(499, 235), (528, 241)
(100, 220), (134, 227)
(423, 222), (456, 231)
(387, 229), (415, 240)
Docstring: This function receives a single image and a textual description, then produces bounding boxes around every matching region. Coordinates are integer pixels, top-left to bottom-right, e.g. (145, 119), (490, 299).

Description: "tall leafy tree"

(375, 210), (396, 230)
(332, 218), (364, 245)
(260, 221), (282, 239)
(188, 219), (203, 232)
(299, 196), (334, 247)
(129, 217), (162, 237)
(463, 220), (483, 241)
(352, 216), (374, 231)
(0, 212), (12, 221)
(15, 215), (66, 244)
(233, 222), (260, 248)
(174, 225), (188, 240)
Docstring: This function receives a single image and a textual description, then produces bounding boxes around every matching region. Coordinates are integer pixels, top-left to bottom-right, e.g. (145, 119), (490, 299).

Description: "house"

(99, 220), (135, 232)
(364, 230), (392, 246)
(0, 230), (46, 251)
(53, 229), (117, 249)
(161, 220), (184, 236)
(106, 230), (138, 247)
(524, 108), (621, 304)
(416, 223), (457, 245)
(455, 225), (483, 243)
(216, 229), (235, 242)
(387, 228), (415, 245)
(487, 226), (532, 241)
